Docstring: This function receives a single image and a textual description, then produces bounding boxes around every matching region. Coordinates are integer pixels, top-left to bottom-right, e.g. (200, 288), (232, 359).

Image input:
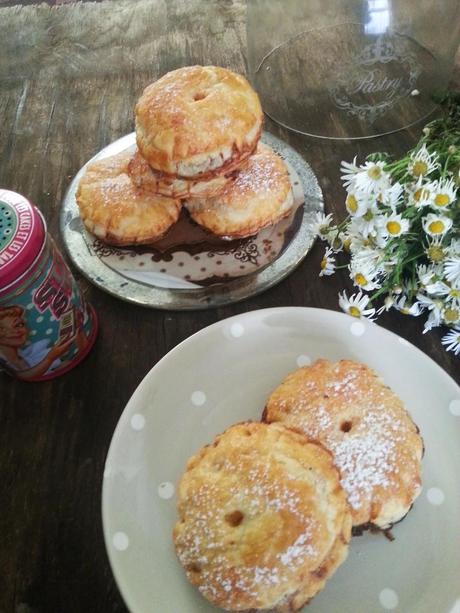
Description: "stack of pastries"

(173, 360), (423, 612)
(76, 66), (294, 246)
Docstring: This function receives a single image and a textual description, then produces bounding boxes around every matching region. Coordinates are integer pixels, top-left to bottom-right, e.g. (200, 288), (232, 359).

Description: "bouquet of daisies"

(313, 94), (460, 356)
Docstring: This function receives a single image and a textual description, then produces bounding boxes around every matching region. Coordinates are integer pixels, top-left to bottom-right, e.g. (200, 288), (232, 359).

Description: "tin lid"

(0, 189), (46, 289)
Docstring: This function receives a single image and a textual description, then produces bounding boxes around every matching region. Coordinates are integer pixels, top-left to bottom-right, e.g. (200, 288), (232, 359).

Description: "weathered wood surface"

(0, 1), (459, 611)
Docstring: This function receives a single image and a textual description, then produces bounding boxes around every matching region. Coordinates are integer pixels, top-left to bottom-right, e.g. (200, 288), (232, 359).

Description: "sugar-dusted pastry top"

(135, 66), (263, 177)
(76, 151), (181, 246)
(264, 359), (424, 529)
(173, 421), (351, 612)
(185, 143), (294, 239)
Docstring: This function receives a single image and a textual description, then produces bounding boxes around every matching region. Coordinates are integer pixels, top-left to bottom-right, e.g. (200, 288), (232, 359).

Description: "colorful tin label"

(0, 190), (97, 381)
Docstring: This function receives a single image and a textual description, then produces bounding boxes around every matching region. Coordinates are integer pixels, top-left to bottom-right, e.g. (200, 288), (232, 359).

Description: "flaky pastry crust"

(135, 66), (263, 177)
(263, 360), (424, 529)
(174, 422), (351, 612)
(185, 143), (294, 239)
(128, 149), (235, 199)
(76, 151), (181, 246)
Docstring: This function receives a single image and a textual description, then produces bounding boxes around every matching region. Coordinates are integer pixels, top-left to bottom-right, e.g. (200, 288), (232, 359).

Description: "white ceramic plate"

(102, 307), (460, 613)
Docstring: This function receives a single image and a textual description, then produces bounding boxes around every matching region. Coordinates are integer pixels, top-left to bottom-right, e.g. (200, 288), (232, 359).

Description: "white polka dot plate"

(60, 132), (323, 310)
(102, 307), (460, 613)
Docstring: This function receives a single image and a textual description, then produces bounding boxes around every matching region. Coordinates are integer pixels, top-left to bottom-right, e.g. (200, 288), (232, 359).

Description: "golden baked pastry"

(128, 149), (234, 199)
(76, 151), (181, 246)
(263, 359), (424, 529)
(173, 422), (351, 612)
(184, 143), (294, 239)
(135, 66), (263, 177)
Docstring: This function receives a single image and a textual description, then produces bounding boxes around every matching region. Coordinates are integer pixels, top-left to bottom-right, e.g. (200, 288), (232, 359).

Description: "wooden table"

(1, 1), (458, 611)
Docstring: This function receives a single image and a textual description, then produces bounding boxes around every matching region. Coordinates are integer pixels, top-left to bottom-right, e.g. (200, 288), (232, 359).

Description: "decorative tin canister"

(0, 189), (97, 381)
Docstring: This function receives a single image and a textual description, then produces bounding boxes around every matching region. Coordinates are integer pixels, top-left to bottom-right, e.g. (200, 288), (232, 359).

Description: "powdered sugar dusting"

(278, 530), (316, 566)
(175, 428), (326, 607)
(331, 409), (402, 509)
(230, 148), (284, 196)
(269, 361), (419, 517)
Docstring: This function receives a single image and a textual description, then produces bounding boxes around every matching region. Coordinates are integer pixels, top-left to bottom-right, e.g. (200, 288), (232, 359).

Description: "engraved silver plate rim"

(60, 131), (323, 310)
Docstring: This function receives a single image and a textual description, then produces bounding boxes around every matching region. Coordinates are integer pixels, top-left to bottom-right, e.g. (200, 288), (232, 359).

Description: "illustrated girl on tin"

(0, 305), (78, 381)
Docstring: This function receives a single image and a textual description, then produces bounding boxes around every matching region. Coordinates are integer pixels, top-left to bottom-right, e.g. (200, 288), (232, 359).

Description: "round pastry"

(135, 65), (263, 178)
(128, 149), (234, 199)
(263, 359), (424, 529)
(173, 421), (351, 612)
(184, 143), (294, 239)
(76, 151), (181, 246)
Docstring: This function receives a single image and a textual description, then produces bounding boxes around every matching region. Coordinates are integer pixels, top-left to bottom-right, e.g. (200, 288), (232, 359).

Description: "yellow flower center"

(449, 288), (460, 298)
(426, 245), (445, 262)
(354, 273), (368, 287)
(434, 193), (450, 207)
(319, 225), (329, 237)
(343, 238), (351, 251)
(428, 220), (445, 234)
(386, 221), (401, 235)
(348, 306), (361, 317)
(346, 194), (358, 213)
(412, 160), (428, 176)
(367, 166), (382, 180)
(320, 258), (327, 270)
(414, 187), (430, 202)
(444, 308), (459, 323)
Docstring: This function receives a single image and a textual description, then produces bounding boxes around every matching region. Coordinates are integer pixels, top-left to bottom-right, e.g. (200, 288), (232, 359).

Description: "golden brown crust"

(264, 360), (424, 528)
(127, 149), (235, 199)
(135, 66), (263, 177)
(173, 422), (351, 611)
(184, 143), (294, 240)
(76, 151), (181, 246)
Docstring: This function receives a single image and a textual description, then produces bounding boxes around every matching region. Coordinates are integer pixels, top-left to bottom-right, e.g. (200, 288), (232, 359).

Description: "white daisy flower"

(344, 190), (370, 217)
(424, 279), (460, 304)
(349, 256), (382, 290)
(354, 161), (391, 195)
(351, 246), (385, 270)
(347, 230), (375, 253)
(307, 212), (334, 240)
(442, 304), (460, 326)
(319, 248), (336, 277)
(340, 157), (360, 189)
(425, 236), (447, 264)
(430, 177), (457, 209)
(416, 293), (444, 332)
(381, 213), (410, 238)
(407, 144), (439, 178)
(422, 213), (453, 237)
(441, 327), (460, 356)
(348, 206), (386, 239)
(417, 263), (442, 287)
(444, 257), (460, 287)
(393, 295), (423, 316)
(338, 290), (376, 319)
(380, 182), (404, 210)
(407, 178), (435, 208)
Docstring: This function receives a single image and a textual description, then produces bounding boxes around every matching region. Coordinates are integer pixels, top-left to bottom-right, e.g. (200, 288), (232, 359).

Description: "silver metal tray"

(60, 132), (323, 310)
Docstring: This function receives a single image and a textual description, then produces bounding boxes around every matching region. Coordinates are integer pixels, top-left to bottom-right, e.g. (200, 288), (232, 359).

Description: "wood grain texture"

(0, 2), (459, 612)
